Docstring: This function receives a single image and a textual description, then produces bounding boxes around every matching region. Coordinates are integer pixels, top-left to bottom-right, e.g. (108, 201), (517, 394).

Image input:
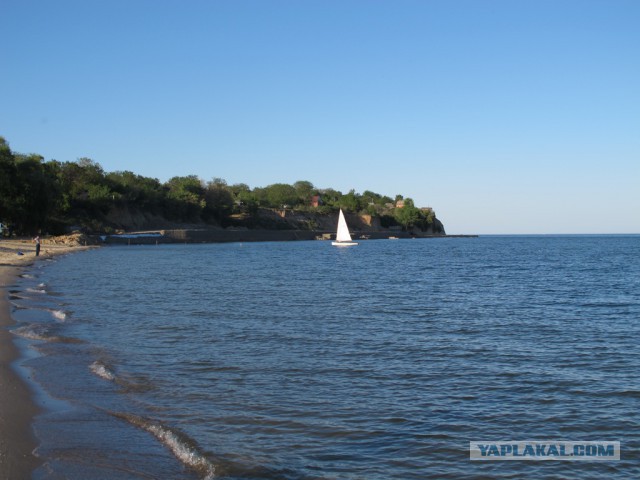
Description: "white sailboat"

(332, 209), (358, 246)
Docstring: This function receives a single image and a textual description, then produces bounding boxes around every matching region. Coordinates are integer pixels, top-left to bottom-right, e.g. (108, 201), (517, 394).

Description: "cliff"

(101, 206), (445, 236)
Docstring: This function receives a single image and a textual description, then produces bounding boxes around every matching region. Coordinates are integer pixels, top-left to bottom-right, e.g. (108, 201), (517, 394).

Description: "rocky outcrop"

(46, 233), (100, 246)
(104, 206), (184, 231)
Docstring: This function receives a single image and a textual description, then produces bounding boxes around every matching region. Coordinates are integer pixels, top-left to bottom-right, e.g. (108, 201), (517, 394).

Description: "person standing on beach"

(34, 235), (40, 256)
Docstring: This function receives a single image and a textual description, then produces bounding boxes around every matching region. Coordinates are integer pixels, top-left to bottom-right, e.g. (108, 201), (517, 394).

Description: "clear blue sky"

(3, 0), (639, 234)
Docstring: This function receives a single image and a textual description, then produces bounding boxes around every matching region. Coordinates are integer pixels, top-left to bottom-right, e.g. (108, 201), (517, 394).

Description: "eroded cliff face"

(104, 206), (203, 231)
(430, 218), (446, 235)
(101, 205), (445, 234)
(226, 209), (446, 234)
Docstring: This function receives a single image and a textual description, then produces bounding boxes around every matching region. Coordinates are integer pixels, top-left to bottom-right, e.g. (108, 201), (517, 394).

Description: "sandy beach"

(0, 238), (93, 479)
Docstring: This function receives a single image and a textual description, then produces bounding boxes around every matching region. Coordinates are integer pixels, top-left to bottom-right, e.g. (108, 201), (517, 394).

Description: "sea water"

(9, 236), (640, 479)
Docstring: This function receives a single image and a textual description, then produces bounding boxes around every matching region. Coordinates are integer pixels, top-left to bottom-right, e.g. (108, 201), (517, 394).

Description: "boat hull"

(332, 241), (358, 246)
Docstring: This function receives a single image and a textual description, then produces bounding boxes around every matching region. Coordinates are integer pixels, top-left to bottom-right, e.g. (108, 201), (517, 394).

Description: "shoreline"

(101, 228), (477, 245)
(0, 240), (93, 479)
(0, 264), (41, 479)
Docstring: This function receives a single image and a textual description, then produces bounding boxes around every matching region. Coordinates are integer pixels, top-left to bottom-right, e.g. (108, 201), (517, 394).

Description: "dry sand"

(0, 237), (94, 479)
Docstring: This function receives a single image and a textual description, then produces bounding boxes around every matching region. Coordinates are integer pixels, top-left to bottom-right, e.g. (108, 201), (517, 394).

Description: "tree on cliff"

(13, 154), (62, 232)
(317, 188), (342, 211)
(55, 158), (114, 218)
(393, 198), (421, 230)
(0, 137), (17, 223)
(257, 183), (299, 209)
(339, 189), (362, 212)
(0, 138), (64, 233)
(0, 135), (443, 234)
(293, 180), (315, 206)
(165, 175), (205, 222)
(203, 178), (234, 223)
(107, 171), (164, 210)
(229, 183), (259, 214)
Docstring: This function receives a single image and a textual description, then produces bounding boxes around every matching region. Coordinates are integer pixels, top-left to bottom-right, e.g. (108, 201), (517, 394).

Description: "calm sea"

(10, 235), (640, 479)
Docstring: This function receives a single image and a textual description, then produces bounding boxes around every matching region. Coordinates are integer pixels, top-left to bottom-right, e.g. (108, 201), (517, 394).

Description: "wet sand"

(0, 239), (93, 479)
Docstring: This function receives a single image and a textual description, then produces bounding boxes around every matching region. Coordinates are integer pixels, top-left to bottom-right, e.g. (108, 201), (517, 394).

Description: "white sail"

(336, 209), (353, 242)
(332, 209), (358, 246)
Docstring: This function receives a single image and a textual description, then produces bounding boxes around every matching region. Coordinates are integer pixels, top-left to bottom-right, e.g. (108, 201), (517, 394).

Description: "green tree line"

(0, 137), (438, 235)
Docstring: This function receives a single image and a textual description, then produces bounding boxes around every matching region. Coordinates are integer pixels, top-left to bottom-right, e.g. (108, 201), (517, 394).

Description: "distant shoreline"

(100, 229), (478, 245)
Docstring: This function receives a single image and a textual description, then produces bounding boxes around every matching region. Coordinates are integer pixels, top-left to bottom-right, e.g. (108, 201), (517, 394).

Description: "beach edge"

(0, 263), (42, 479)
(0, 241), (95, 479)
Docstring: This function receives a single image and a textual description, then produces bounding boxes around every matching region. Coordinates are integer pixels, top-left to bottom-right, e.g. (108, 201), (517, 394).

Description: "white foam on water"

(11, 324), (83, 344)
(89, 361), (116, 381)
(113, 412), (216, 480)
(26, 287), (46, 294)
(146, 423), (216, 480)
(13, 324), (51, 341)
(51, 309), (67, 322)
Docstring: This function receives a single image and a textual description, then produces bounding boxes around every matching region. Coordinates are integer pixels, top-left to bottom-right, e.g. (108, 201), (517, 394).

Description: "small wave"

(19, 273), (35, 279)
(90, 361), (117, 381)
(89, 362), (156, 393)
(12, 324), (62, 342)
(12, 324), (51, 341)
(11, 324), (83, 344)
(112, 412), (216, 480)
(26, 287), (46, 294)
(51, 309), (68, 321)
